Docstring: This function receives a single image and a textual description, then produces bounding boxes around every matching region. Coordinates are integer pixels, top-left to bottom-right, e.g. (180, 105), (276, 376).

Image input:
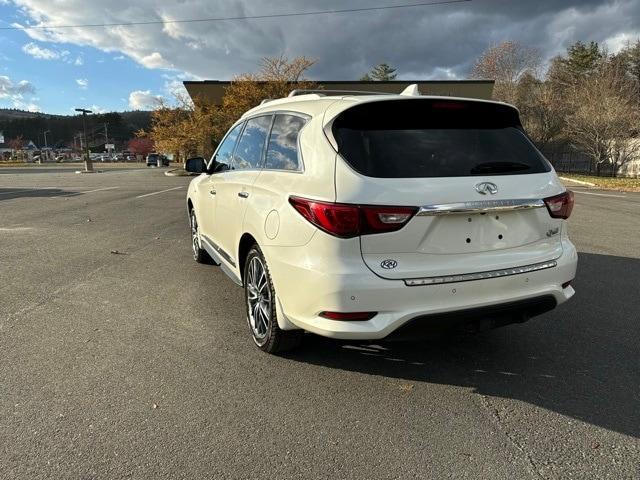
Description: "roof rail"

(288, 89), (389, 98)
(260, 98), (274, 105)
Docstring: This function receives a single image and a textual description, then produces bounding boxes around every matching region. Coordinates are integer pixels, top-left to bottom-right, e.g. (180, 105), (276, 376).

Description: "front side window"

(210, 122), (243, 173)
(265, 114), (307, 171)
(233, 115), (273, 170)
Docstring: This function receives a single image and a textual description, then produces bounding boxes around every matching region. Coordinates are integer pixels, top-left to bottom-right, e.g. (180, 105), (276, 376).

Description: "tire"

(244, 244), (302, 353)
(189, 209), (213, 264)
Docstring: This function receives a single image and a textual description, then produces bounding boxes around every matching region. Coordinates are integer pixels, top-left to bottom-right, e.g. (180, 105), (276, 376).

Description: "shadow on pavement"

(0, 188), (81, 201)
(285, 252), (640, 439)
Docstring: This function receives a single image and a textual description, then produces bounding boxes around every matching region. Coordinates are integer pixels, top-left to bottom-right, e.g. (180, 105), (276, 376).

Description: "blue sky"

(0, 0), (638, 115)
(0, 2), (171, 114)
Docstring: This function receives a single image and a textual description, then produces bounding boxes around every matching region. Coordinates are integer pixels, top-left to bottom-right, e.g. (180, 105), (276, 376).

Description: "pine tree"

(361, 63), (397, 81)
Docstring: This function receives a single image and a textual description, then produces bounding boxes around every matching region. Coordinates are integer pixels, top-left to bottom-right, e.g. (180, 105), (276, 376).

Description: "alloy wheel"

(246, 256), (271, 344)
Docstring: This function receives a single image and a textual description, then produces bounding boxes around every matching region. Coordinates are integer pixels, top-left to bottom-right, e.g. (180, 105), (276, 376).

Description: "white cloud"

(0, 76), (35, 98)
(0, 75), (39, 111)
(22, 42), (85, 66)
(9, 0), (640, 81)
(603, 32), (640, 54)
(128, 90), (162, 110)
(113, 55), (125, 61)
(139, 52), (171, 69)
(22, 42), (60, 60)
(90, 104), (107, 114)
(76, 78), (89, 89)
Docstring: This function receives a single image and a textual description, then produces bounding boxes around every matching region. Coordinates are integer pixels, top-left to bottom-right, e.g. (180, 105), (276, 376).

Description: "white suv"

(185, 86), (577, 353)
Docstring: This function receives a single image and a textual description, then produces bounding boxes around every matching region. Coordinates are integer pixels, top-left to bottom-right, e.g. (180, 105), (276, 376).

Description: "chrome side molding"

(404, 260), (558, 286)
(417, 199), (545, 216)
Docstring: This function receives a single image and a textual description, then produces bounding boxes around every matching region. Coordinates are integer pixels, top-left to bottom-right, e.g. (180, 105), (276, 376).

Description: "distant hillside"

(0, 109), (152, 148)
(0, 108), (59, 121)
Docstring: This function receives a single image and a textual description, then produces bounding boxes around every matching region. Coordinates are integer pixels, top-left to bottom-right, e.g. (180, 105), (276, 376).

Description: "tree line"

(470, 40), (640, 176)
(0, 111), (151, 150)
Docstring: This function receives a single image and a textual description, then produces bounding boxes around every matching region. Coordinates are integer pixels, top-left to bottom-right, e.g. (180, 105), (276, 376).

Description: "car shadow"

(284, 252), (640, 439)
(0, 188), (81, 201)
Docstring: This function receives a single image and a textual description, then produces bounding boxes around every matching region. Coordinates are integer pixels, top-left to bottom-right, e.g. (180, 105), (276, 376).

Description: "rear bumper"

(265, 236), (577, 340)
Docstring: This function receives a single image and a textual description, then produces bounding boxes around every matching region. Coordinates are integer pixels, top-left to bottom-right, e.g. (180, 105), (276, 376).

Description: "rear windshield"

(332, 99), (550, 178)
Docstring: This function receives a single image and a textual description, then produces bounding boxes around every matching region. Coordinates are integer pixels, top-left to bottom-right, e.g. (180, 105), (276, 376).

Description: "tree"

(515, 72), (566, 148)
(565, 61), (640, 176)
(547, 41), (603, 89)
(612, 40), (640, 89)
(470, 41), (541, 104)
(127, 136), (155, 157)
(8, 136), (24, 151)
(145, 93), (216, 161)
(213, 55), (317, 142)
(146, 55), (317, 162)
(361, 63), (397, 81)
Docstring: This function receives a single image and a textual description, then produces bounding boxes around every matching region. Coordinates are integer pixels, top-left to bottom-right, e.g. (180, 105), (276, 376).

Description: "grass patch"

(559, 174), (640, 192)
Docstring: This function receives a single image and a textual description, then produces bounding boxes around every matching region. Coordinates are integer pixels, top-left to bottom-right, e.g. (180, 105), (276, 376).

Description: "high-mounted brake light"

(544, 191), (574, 219)
(289, 196), (417, 238)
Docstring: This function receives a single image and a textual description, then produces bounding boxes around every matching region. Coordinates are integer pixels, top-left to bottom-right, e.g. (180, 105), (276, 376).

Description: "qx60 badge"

(475, 182), (499, 195)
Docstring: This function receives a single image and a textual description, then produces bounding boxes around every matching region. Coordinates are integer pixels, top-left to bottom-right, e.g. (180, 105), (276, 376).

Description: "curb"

(558, 176), (596, 187)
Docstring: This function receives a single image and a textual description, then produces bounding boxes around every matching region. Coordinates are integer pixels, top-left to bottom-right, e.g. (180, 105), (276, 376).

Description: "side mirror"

(185, 157), (206, 174)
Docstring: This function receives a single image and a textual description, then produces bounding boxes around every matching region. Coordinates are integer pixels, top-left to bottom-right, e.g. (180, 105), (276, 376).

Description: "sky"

(0, 0), (638, 115)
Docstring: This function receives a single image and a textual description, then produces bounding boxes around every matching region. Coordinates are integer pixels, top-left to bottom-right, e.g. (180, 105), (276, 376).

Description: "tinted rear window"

(332, 99), (550, 178)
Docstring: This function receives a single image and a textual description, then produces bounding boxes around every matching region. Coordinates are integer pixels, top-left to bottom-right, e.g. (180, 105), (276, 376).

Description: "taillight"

(544, 191), (574, 219)
(289, 196), (417, 238)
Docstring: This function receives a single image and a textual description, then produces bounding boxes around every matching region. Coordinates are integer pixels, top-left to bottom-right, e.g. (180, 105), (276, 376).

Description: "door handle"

(209, 189), (216, 195)
(238, 191), (249, 198)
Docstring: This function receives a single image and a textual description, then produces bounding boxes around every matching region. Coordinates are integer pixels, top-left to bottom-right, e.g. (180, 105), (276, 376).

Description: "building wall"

(184, 80), (495, 106)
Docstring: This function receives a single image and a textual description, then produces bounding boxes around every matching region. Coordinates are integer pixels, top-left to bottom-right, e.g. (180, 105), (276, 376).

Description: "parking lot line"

(76, 186), (120, 194)
(135, 186), (183, 199)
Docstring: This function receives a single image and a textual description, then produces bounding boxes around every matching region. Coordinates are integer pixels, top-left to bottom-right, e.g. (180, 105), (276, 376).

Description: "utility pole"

(75, 108), (93, 172)
(43, 130), (50, 162)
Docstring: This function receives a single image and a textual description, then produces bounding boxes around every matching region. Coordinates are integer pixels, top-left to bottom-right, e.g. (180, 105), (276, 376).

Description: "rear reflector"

(289, 196), (417, 238)
(319, 311), (377, 321)
(544, 191), (574, 219)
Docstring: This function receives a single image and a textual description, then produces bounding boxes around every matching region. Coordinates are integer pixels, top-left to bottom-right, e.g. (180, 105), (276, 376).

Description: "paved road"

(0, 168), (638, 479)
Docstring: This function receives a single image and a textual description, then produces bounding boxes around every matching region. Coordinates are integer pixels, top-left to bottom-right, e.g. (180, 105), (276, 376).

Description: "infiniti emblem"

(380, 259), (398, 269)
(475, 182), (498, 195)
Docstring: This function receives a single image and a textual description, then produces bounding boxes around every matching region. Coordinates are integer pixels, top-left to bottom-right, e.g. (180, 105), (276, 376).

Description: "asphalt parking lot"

(1, 166), (638, 479)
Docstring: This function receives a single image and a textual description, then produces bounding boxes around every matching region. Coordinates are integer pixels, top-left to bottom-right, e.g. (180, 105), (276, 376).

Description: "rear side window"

(233, 115), (272, 170)
(265, 114), (307, 171)
(332, 99), (550, 178)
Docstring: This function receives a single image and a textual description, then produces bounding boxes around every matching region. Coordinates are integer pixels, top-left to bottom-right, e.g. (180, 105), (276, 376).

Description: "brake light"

(319, 311), (377, 321)
(289, 196), (417, 238)
(544, 191), (574, 219)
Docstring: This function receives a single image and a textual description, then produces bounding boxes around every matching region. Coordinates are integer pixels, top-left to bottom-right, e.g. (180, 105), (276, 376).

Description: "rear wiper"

(470, 162), (531, 174)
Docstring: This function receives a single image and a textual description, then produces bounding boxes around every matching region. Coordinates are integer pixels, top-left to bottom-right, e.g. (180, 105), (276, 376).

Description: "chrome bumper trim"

(404, 260), (558, 286)
(416, 199), (545, 216)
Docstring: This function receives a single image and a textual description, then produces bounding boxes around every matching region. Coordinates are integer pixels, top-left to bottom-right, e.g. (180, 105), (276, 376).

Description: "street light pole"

(75, 108), (93, 172)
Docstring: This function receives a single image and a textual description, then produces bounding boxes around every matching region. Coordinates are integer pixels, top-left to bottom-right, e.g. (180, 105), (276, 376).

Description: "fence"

(543, 150), (640, 178)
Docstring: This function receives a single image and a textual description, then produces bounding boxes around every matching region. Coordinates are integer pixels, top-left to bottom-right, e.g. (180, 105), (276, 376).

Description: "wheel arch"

(238, 232), (258, 282)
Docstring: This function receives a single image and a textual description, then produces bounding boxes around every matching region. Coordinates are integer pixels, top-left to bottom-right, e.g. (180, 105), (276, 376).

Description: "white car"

(185, 86), (577, 353)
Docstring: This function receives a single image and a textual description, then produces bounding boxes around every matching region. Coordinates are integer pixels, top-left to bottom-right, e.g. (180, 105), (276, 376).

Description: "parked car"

(185, 86), (578, 353)
(146, 153), (169, 167)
